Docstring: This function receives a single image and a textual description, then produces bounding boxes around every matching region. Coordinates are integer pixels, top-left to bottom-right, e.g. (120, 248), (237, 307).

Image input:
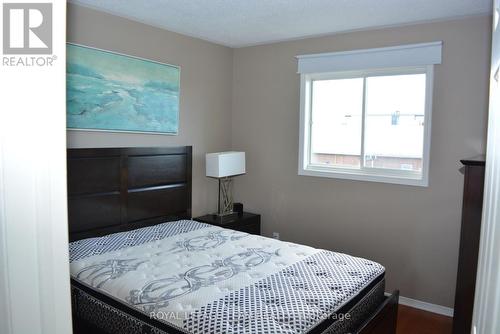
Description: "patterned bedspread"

(69, 220), (384, 334)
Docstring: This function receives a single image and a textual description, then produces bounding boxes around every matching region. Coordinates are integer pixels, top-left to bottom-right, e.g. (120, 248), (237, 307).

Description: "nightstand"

(194, 212), (261, 235)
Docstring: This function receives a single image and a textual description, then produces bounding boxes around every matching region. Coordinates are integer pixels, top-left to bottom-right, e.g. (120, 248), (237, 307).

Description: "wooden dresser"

(452, 157), (485, 334)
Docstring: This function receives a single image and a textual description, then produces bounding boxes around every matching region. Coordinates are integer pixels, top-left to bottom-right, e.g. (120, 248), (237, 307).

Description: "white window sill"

(299, 166), (428, 187)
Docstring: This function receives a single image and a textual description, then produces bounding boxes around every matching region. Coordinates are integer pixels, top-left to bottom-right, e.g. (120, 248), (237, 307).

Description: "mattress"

(69, 220), (385, 334)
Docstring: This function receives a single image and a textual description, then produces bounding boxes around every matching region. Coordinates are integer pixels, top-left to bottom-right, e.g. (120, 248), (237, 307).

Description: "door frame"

(472, 2), (500, 334)
(0, 1), (72, 334)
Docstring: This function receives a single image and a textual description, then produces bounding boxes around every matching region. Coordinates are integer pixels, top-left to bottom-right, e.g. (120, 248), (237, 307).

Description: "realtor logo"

(3, 3), (52, 54)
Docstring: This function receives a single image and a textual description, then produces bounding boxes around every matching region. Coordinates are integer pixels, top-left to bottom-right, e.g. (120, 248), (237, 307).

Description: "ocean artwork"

(67, 44), (180, 134)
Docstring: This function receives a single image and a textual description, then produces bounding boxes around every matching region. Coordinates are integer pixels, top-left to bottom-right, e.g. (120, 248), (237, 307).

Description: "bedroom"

(1, 1), (499, 334)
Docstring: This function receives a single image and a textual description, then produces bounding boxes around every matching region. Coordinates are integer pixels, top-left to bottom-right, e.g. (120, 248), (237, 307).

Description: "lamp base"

(217, 177), (234, 216)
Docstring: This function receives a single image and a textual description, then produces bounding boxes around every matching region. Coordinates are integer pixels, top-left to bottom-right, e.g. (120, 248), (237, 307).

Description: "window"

(297, 42), (442, 186)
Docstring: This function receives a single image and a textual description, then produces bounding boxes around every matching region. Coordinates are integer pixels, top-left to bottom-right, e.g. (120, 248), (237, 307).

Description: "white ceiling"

(71, 0), (493, 48)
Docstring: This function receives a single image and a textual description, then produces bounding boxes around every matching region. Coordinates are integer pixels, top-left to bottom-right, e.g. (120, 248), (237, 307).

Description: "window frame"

(298, 65), (434, 187)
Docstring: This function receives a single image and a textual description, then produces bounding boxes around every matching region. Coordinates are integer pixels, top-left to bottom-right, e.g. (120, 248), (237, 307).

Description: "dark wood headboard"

(67, 146), (192, 241)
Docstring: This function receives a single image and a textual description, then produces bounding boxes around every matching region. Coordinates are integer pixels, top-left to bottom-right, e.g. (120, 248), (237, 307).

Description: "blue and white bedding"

(69, 220), (384, 334)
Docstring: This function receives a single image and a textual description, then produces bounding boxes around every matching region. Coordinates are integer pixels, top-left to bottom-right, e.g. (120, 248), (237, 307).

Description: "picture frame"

(66, 43), (181, 135)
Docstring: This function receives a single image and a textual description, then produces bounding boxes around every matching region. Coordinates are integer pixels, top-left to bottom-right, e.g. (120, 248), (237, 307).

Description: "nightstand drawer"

(230, 222), (260, 235)
(194, 212), (261, 235)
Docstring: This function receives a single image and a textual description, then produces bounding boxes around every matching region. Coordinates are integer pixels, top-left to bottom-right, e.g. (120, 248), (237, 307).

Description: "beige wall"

(231, 16), (491, 307)
(67, 4), (233, 216)
(67, 5), (490, 307)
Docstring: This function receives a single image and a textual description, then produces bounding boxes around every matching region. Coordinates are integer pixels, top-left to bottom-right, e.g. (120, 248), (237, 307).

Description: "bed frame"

(67, 146), (399, 334)
(67, 146), (192, 241)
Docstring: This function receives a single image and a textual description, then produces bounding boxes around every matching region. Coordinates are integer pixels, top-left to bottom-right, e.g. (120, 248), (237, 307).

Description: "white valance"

(296, 41), (442, 74)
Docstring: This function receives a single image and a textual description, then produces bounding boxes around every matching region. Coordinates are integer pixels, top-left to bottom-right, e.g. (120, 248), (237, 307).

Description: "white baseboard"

(385, 293), (454, 317)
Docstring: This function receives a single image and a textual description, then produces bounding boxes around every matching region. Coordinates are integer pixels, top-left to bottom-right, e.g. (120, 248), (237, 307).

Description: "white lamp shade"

(206, 151), (246, 178)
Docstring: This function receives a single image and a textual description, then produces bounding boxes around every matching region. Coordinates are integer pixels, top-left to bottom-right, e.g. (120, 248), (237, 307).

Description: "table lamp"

(206, 151), (246, 217)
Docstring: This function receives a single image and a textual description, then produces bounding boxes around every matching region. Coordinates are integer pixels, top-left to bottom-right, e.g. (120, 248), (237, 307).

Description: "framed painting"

(66, 43), (180, 134)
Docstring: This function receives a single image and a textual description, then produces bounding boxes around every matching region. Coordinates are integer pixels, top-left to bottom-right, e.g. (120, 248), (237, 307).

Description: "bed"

(67, 146), (399, 334)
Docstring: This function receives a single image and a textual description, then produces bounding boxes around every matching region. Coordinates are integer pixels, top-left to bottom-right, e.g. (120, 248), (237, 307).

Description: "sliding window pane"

(310, 78), (364, 168)
(364, 74), (426, 171)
